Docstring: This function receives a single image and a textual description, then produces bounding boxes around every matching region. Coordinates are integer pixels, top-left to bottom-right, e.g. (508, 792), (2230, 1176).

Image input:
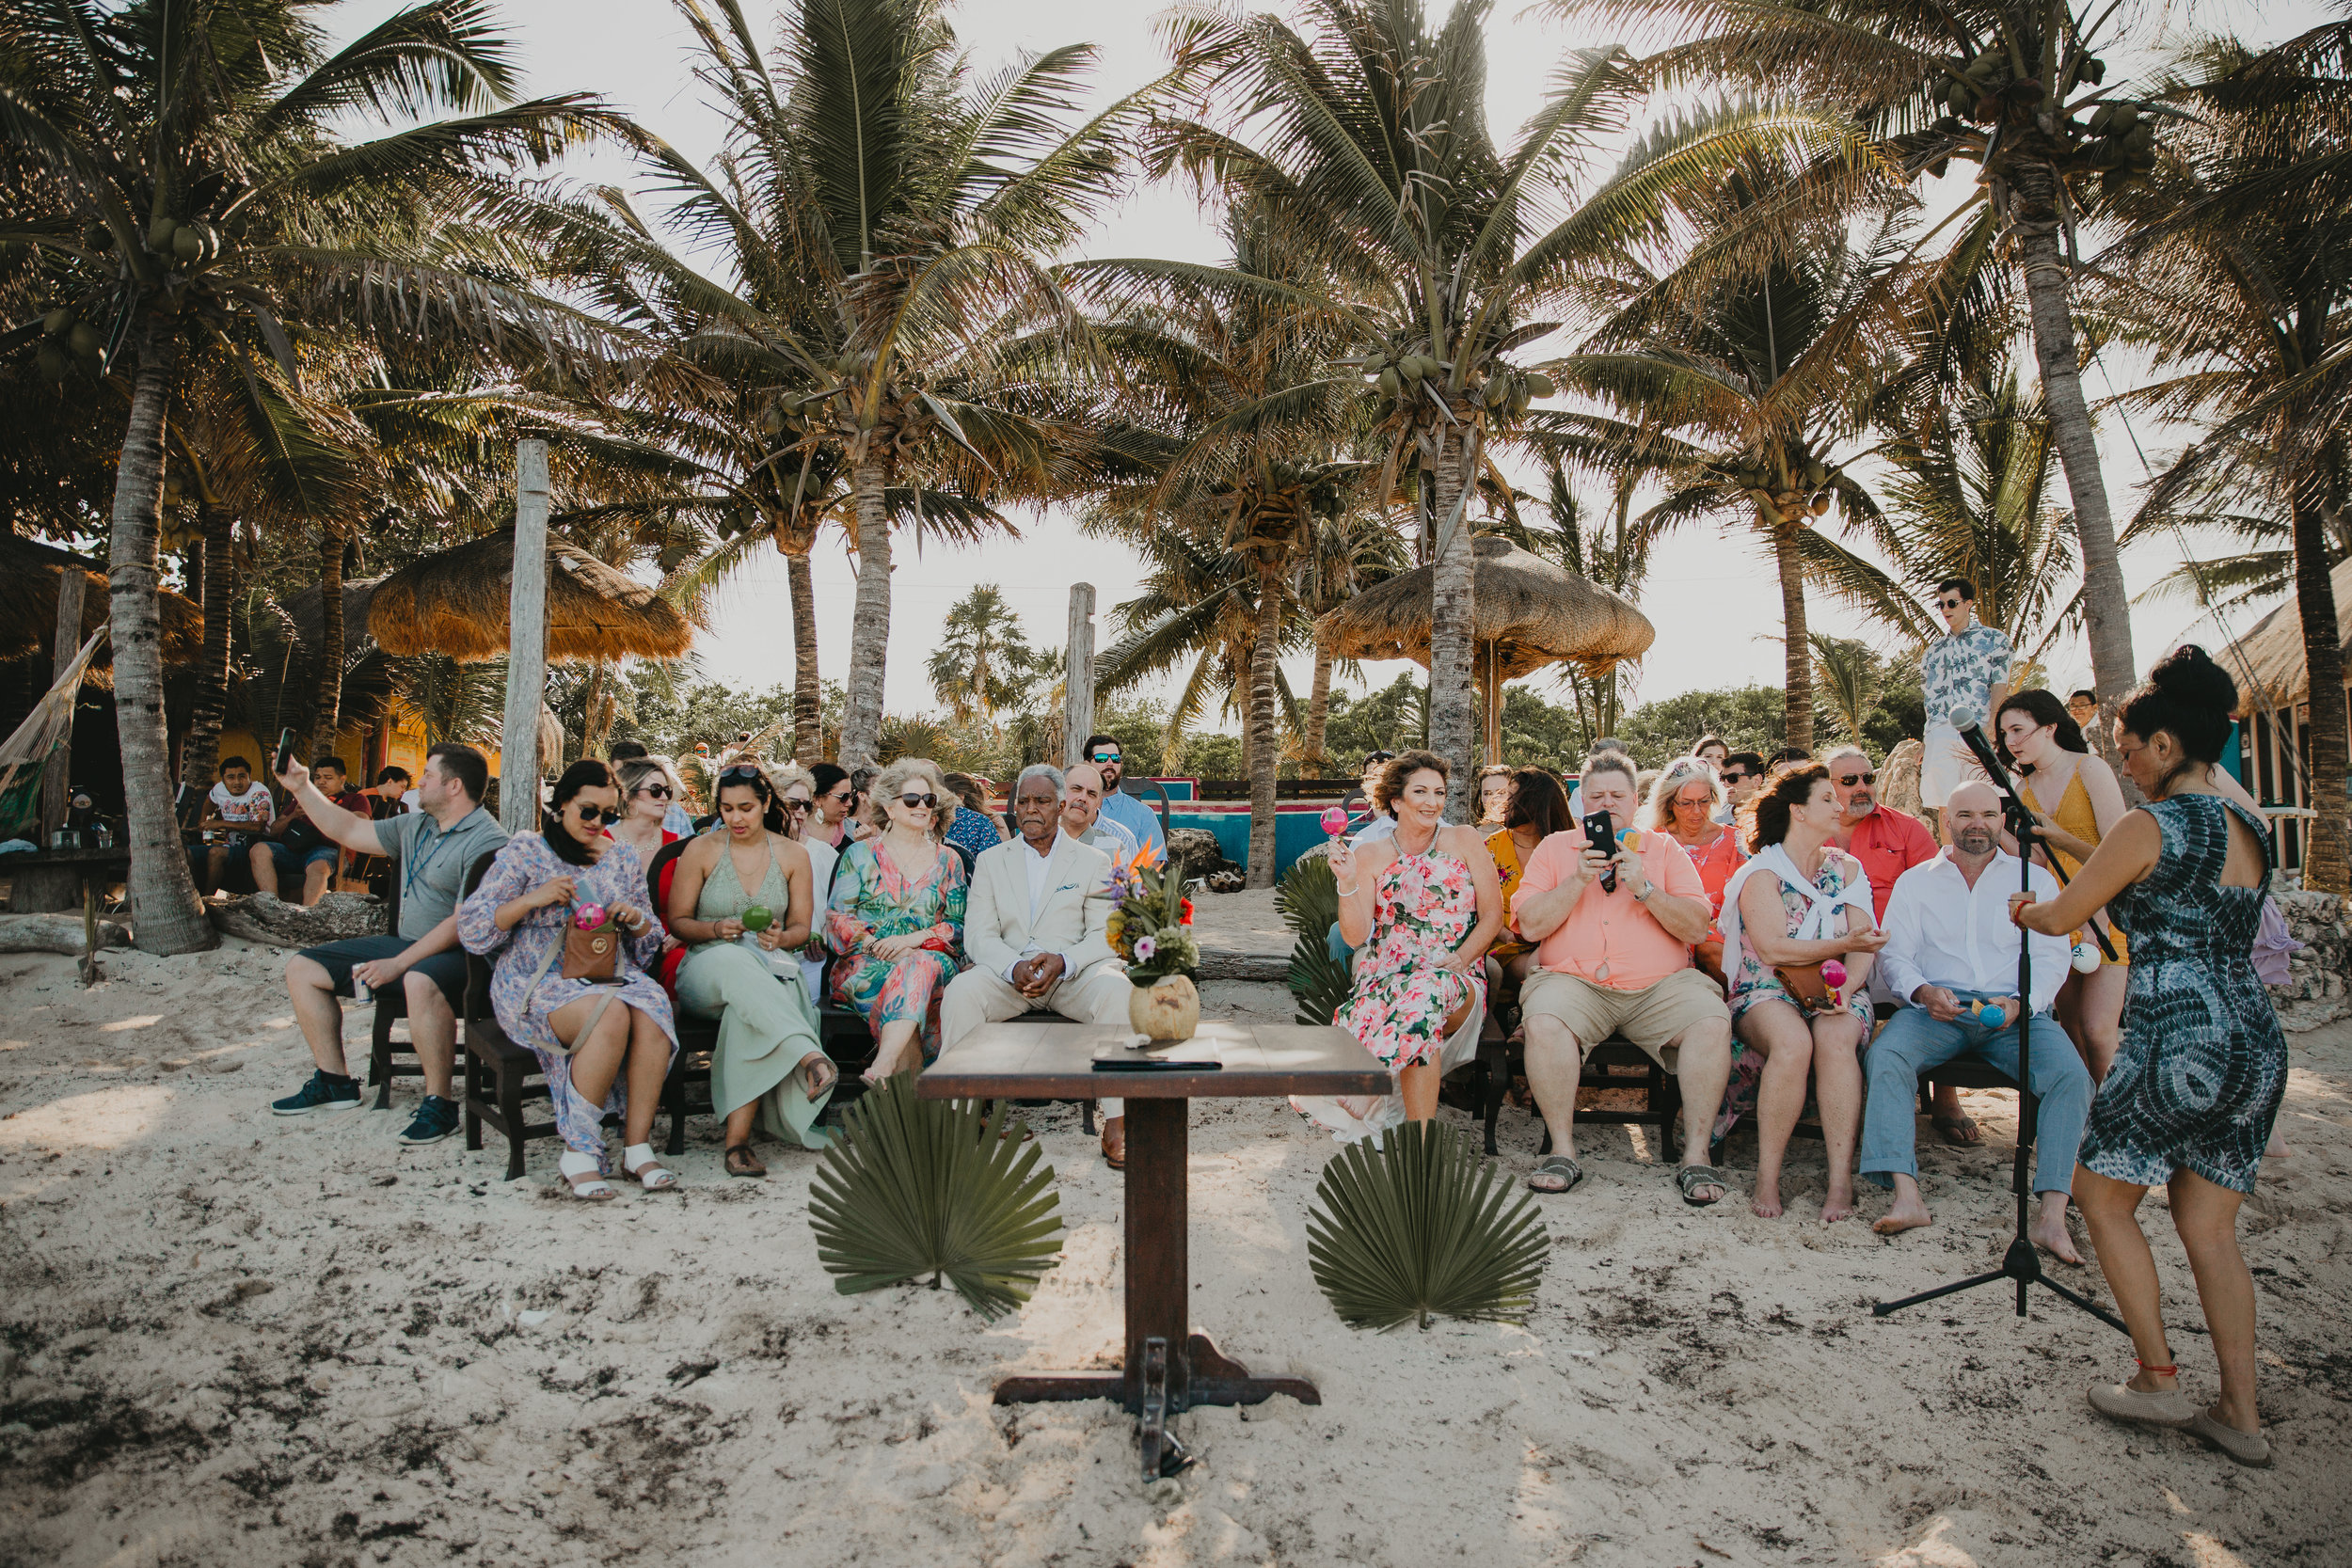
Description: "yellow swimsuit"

(2021, 768), (2129, 965)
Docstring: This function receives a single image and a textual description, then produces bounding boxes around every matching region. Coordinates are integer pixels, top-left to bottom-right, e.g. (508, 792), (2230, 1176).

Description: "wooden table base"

(989, 1099), (1319, 1481)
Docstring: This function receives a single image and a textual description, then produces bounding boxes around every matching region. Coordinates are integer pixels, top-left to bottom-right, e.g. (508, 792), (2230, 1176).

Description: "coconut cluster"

(1920, 47), (2154, 198)
(1358, 346), (1551, 420)
(33, 306), (107, 383)
(1710, 450), (1839, 522)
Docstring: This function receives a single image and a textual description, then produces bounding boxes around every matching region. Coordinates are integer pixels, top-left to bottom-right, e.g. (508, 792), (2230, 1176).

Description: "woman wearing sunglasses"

(458, 760), (678, 1199)
(612, 756), (684, 863)
(825, 758), (969, 1082)
(665, 761), (835, 1177)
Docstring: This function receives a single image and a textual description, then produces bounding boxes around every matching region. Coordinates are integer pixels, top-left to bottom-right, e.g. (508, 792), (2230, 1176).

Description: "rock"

(1195, 946), (1290, 982)
(2271, 887), (2347, 1031)
(207, 891), (388, 948)
(0, 913), (131, 955)
(1882, 738), (1925, 818)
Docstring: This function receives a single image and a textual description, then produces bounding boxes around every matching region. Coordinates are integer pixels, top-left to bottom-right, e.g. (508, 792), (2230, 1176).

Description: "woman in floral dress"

(1300, 751), (1502, 1141)
(825, 758), (969, 1081)
(458, 761), (678, 1200)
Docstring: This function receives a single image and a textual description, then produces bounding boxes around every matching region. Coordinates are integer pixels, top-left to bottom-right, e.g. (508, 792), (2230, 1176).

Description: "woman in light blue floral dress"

(458, 761), (677, 1200)
(825, 759), (969, 1081)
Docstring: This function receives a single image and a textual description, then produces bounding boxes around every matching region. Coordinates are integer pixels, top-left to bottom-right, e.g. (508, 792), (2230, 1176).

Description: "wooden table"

(3, 846), (130, 983)
(920, 1017), (1388, 1481)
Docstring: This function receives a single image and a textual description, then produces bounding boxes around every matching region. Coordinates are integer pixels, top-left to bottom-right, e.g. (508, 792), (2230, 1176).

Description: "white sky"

(340, 0), (2328, 726)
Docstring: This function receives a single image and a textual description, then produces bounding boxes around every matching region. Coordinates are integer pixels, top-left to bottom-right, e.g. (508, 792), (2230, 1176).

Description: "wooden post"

(40, 566), (86, 843)
(500, 439), (551, 835)
(1064, 582), (1096, 769)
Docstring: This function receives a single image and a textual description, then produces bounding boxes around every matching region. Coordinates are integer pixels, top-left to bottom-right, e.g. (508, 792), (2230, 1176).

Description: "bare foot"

(1820, 1185), (1856, 1225)
(2031, 1204), (2084, 1265)
(1873, 1192), (1933, 1236)
(1752, 1176), (1785, 1219)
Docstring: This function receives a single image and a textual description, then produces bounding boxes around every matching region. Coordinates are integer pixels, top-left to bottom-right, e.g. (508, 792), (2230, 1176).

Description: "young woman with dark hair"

(1997, 689), (2132, 1078)
(1483, 767), (1574, 1017)
(1717, 762), (1889, 1223)
(2012, 646), (2288, 1466)
(459, 760), (679, 1198)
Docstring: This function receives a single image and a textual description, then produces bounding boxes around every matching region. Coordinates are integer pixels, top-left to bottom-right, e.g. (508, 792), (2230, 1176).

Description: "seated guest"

(1564, 736), (1628, 818)
(1692, 735), (1730, 772)
(666, 762), (834, 1177)
(612, 755), (682, 863)
(253, 755), (367, 904)
(197, 754), (274, 894)
(773, 763), (839, 999)
(1720, 751), (1766, 820)
(941, 770), (1008, 862)
(267, 744), (507, 1145)
(1718, 762), (1887, 1222)
(459, 761), (677, 1197)
(1484, 767), (1574, 1002)
(611, 739), (696, 836)
(1301, 751), (1501, 1139)
(2065, 687), (2100, 731)
(1476, 765), (1515, 828)
(1864, 781), (2087, 1260)
(1082, 733), (1167, 858)
(826, 758), (968, 1081)
(1351, 750), (1398, 844)
(360, 765), (414, 814)
(807, 762), (857, 849)
(1061, 762), (1139, 860)
(1512, 751), (1733, 1205)
(942, 763), (1133, 1162)
(1643, 755), (1745, 982)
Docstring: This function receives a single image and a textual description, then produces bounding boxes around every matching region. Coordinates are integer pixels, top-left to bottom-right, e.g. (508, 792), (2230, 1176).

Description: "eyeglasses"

(1720, 769), (1751, 784)
(635, 783), (673, 800)
(897, 793), (938, 811)
(821, 787), (850, 802)
(782, 796), (811, 812)
(1674, 791), (1714, 809)
(1090, 751), (1120, 764)
(574, 802), (623, 826)
(718, 765), (763, 784)
(1834, 771), (1878, 787)
(1937, 597), (1965, 610)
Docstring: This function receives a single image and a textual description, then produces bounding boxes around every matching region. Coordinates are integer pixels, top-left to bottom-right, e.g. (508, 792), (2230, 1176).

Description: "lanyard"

(402, 816), (462, 903)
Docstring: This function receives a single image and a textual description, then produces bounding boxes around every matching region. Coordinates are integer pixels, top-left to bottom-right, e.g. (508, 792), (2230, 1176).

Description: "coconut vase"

(1128, 973), (1201, 1043)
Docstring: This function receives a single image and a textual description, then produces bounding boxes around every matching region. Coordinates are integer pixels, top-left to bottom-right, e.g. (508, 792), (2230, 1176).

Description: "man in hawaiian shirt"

(1917, 578), (2011, 826)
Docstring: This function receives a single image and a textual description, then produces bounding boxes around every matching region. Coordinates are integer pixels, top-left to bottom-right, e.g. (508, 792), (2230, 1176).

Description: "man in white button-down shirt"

(1862, 781), (2091, 1262)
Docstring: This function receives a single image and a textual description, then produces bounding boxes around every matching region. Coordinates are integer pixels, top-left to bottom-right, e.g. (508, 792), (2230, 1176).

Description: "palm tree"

(1502, 461), (1652, 745)
(1159, 6), (1862, 811)
(2098, 20), (2352, 893)
(927, 585), (1040, 722)
(3, 0), (634, 951)
(1809, 632), (1882, 742)
(1581, 0), (2153, 721)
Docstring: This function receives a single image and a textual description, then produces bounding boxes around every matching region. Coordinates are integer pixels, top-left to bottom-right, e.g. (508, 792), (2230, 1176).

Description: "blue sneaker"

(398, 1094), (460, 1146)
(272, 1070), (361, 1117)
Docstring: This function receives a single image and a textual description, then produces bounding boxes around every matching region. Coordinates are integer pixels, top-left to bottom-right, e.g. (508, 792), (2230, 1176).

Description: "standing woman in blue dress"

(2010, 646), (2286, 1467)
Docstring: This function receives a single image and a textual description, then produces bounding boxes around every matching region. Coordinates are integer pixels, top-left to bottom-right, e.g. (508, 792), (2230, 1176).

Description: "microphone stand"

(1873, 722), (2125, 1332)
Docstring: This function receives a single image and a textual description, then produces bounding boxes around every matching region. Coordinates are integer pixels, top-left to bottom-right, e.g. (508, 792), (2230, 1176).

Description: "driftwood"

(208, 891), (389, 947)
(1195, 946), (1291, 982)
(0, 912), (130, 955)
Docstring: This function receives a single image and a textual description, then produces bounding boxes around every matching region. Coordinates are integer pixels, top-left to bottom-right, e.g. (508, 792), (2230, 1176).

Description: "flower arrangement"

(1102, 843), (1199, 984)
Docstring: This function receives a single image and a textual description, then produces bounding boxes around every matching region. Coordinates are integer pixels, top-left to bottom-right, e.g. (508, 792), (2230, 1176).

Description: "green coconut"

(741, 904), (773, 933)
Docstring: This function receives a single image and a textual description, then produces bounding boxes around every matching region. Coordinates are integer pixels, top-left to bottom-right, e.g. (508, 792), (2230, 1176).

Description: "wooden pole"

(1064, 582), (1096, 769)
(40, 566), (86, 843)
(500, 439), (551, 835)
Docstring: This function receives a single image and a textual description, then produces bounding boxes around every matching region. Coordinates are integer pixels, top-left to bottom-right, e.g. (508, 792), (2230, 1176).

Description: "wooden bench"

(1468, 1032), (1679, 1158)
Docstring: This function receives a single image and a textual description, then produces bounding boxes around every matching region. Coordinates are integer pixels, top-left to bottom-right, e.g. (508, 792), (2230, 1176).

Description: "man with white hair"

(1862, 781), (2088, 1262)
(941, 762), (1137, 1168)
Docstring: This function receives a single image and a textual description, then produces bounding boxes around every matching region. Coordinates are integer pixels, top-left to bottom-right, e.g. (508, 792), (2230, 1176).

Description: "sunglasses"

(1090, 751), (1120, 764)
(1937, 597), (1965, 610)
(1720, 769), (1751, 784)
(897, 793), (938, 811)
(782, 796), (811, 812)
(1835, 771), (1878, 787)
(575, 802), (624, 826)
(635, 783), (673, 800)
(718, 765), (764, 784)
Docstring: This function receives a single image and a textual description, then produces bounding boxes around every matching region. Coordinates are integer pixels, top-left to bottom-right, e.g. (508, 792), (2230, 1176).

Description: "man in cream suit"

(941, 764), (1136, 1163)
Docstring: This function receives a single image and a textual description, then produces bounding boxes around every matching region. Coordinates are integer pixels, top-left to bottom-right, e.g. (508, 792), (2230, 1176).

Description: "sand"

(2, 930), (2348, 1568)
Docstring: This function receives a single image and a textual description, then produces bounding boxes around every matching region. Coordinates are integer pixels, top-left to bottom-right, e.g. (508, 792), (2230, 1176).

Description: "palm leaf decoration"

(806, 1077), (1064, 1322)
(1276, 853), (1352, 1026)
(1306, 1121), (1549, 1332)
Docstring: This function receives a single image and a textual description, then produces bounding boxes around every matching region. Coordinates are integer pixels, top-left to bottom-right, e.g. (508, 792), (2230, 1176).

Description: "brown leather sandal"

(724, 1143), (767, 1179)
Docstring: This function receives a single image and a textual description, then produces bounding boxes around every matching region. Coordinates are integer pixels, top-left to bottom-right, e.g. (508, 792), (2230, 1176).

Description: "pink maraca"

(573, 902), (608, 931)
(1820, 958), (1848, 991)
(1320, 805), (1349, 837)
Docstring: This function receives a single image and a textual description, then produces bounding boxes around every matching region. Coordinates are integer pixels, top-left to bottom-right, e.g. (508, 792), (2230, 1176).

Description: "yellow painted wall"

(209, 717), (504, 786)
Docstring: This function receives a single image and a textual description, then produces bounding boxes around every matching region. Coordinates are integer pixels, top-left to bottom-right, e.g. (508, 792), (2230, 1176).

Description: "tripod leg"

(1873, 1268), (2010, 1317)
(2034, 1276), (2130, 1334)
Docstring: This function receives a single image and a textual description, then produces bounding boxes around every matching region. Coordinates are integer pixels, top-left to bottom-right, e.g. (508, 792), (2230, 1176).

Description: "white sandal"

(623, 1142), (680, 1191)
(559, 1150), (617, 1202)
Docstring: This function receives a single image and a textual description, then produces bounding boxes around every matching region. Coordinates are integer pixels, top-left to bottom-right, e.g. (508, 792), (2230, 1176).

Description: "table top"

(916, 1019), (1389, 1101)
(3, 846), (132, 867)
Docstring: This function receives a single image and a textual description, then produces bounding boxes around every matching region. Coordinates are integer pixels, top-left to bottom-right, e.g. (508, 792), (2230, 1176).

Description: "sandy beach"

(2, 930), (2347, 1568)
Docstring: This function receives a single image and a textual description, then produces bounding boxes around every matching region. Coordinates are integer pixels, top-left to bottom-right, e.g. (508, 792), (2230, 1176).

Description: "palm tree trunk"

(840, 448), (892, 768)
(2292, 491), (2348, 894)
(179, 501), (236, 798)
(784, 546), (822, 763)
(1426, 422), (1477, 819)
(1305, 642), (1333, 777)
(2009, 161), (2134, 715)
(1246, 570), (1283, 889)
(308, 521), (346, 759)
(109, 312), (215, 954)
(1772, 518), (1813, 752)
(580, 658), (609, 760)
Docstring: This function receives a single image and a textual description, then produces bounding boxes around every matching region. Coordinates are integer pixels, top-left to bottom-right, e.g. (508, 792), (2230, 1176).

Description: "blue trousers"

(1859, 994), (2091, 1196)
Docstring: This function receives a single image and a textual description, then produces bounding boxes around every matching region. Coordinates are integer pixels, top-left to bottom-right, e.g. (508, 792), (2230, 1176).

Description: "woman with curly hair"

(825, 758), (968, 1081)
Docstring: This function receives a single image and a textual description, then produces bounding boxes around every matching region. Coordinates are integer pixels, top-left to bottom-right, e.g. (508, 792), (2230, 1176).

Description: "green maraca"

(741, 905), (773, 933)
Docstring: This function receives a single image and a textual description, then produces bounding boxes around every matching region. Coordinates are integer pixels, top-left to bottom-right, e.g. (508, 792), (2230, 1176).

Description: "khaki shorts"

(1519, 967), (1730, 1070)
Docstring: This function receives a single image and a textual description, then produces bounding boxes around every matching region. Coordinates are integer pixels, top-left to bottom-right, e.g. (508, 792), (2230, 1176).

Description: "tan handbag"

(1773, 961), (1840, 1016)
(563, 913), (620, 982)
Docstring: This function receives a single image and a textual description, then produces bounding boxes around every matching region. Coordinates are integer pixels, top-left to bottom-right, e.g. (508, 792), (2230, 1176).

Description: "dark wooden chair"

(364, 871), (420, 1110)
(1470, 1031), (1679, 1158)
(455, 851), (568, 1179)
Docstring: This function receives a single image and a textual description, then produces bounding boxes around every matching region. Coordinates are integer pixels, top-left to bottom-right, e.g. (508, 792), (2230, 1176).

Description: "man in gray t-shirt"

(264, 743), (509, 1145)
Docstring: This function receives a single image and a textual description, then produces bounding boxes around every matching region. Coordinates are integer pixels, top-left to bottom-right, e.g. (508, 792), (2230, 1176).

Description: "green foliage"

(1276, 853), (1351, 1026)
(1617, 688), (1789, 765)
(927, 586), (1046, 721)
(392, 654), (507, 748)
(806, 1077), (1064, 1323)
(1307, 1121), (1550, 1331)
(1175, 732), (1246, 780)
(1318, 674), (1428, 767)
(612, 665), (806, 760)
(1496, 685), (1597, 772)
(1809, 635), (1883, 744)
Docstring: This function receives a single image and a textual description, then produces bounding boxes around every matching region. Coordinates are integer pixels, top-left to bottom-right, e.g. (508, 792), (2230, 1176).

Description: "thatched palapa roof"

(2220, 558), (2352, 711)
(367, 529), (691, 664)
(0, 532), (203, 681)
(1319, 534), (1656, 680)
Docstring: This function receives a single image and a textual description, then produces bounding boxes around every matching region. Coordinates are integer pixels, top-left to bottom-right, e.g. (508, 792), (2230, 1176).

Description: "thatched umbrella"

(1318, 534), (1656, 764)
(2221, 557), (2352, 712)
(0, 534), (202, 681)
(366, 529), (691, 663)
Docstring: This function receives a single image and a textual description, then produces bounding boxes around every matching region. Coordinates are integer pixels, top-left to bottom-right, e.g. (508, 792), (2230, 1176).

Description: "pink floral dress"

(1335, 847), (1486, 1069)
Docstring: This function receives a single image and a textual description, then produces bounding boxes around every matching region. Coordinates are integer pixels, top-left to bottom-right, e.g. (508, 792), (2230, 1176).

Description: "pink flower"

(1135, 934), (1158, 962)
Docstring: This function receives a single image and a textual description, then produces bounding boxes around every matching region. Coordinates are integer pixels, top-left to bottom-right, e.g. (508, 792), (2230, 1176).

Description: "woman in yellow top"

(1997, 690), (2130, 1079)
(1482, 768), (1575, 1023)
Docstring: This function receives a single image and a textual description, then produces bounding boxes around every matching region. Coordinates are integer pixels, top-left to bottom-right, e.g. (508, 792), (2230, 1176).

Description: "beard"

(1955, 828), (1997, 855)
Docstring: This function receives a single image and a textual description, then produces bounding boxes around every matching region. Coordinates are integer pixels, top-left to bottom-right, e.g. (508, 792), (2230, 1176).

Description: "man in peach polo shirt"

(1512, 752), (1734, 1205)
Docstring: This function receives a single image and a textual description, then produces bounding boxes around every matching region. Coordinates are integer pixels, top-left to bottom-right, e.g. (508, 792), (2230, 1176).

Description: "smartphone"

(274, 727), (297, 778)
(1582, 810), (1617, 893)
